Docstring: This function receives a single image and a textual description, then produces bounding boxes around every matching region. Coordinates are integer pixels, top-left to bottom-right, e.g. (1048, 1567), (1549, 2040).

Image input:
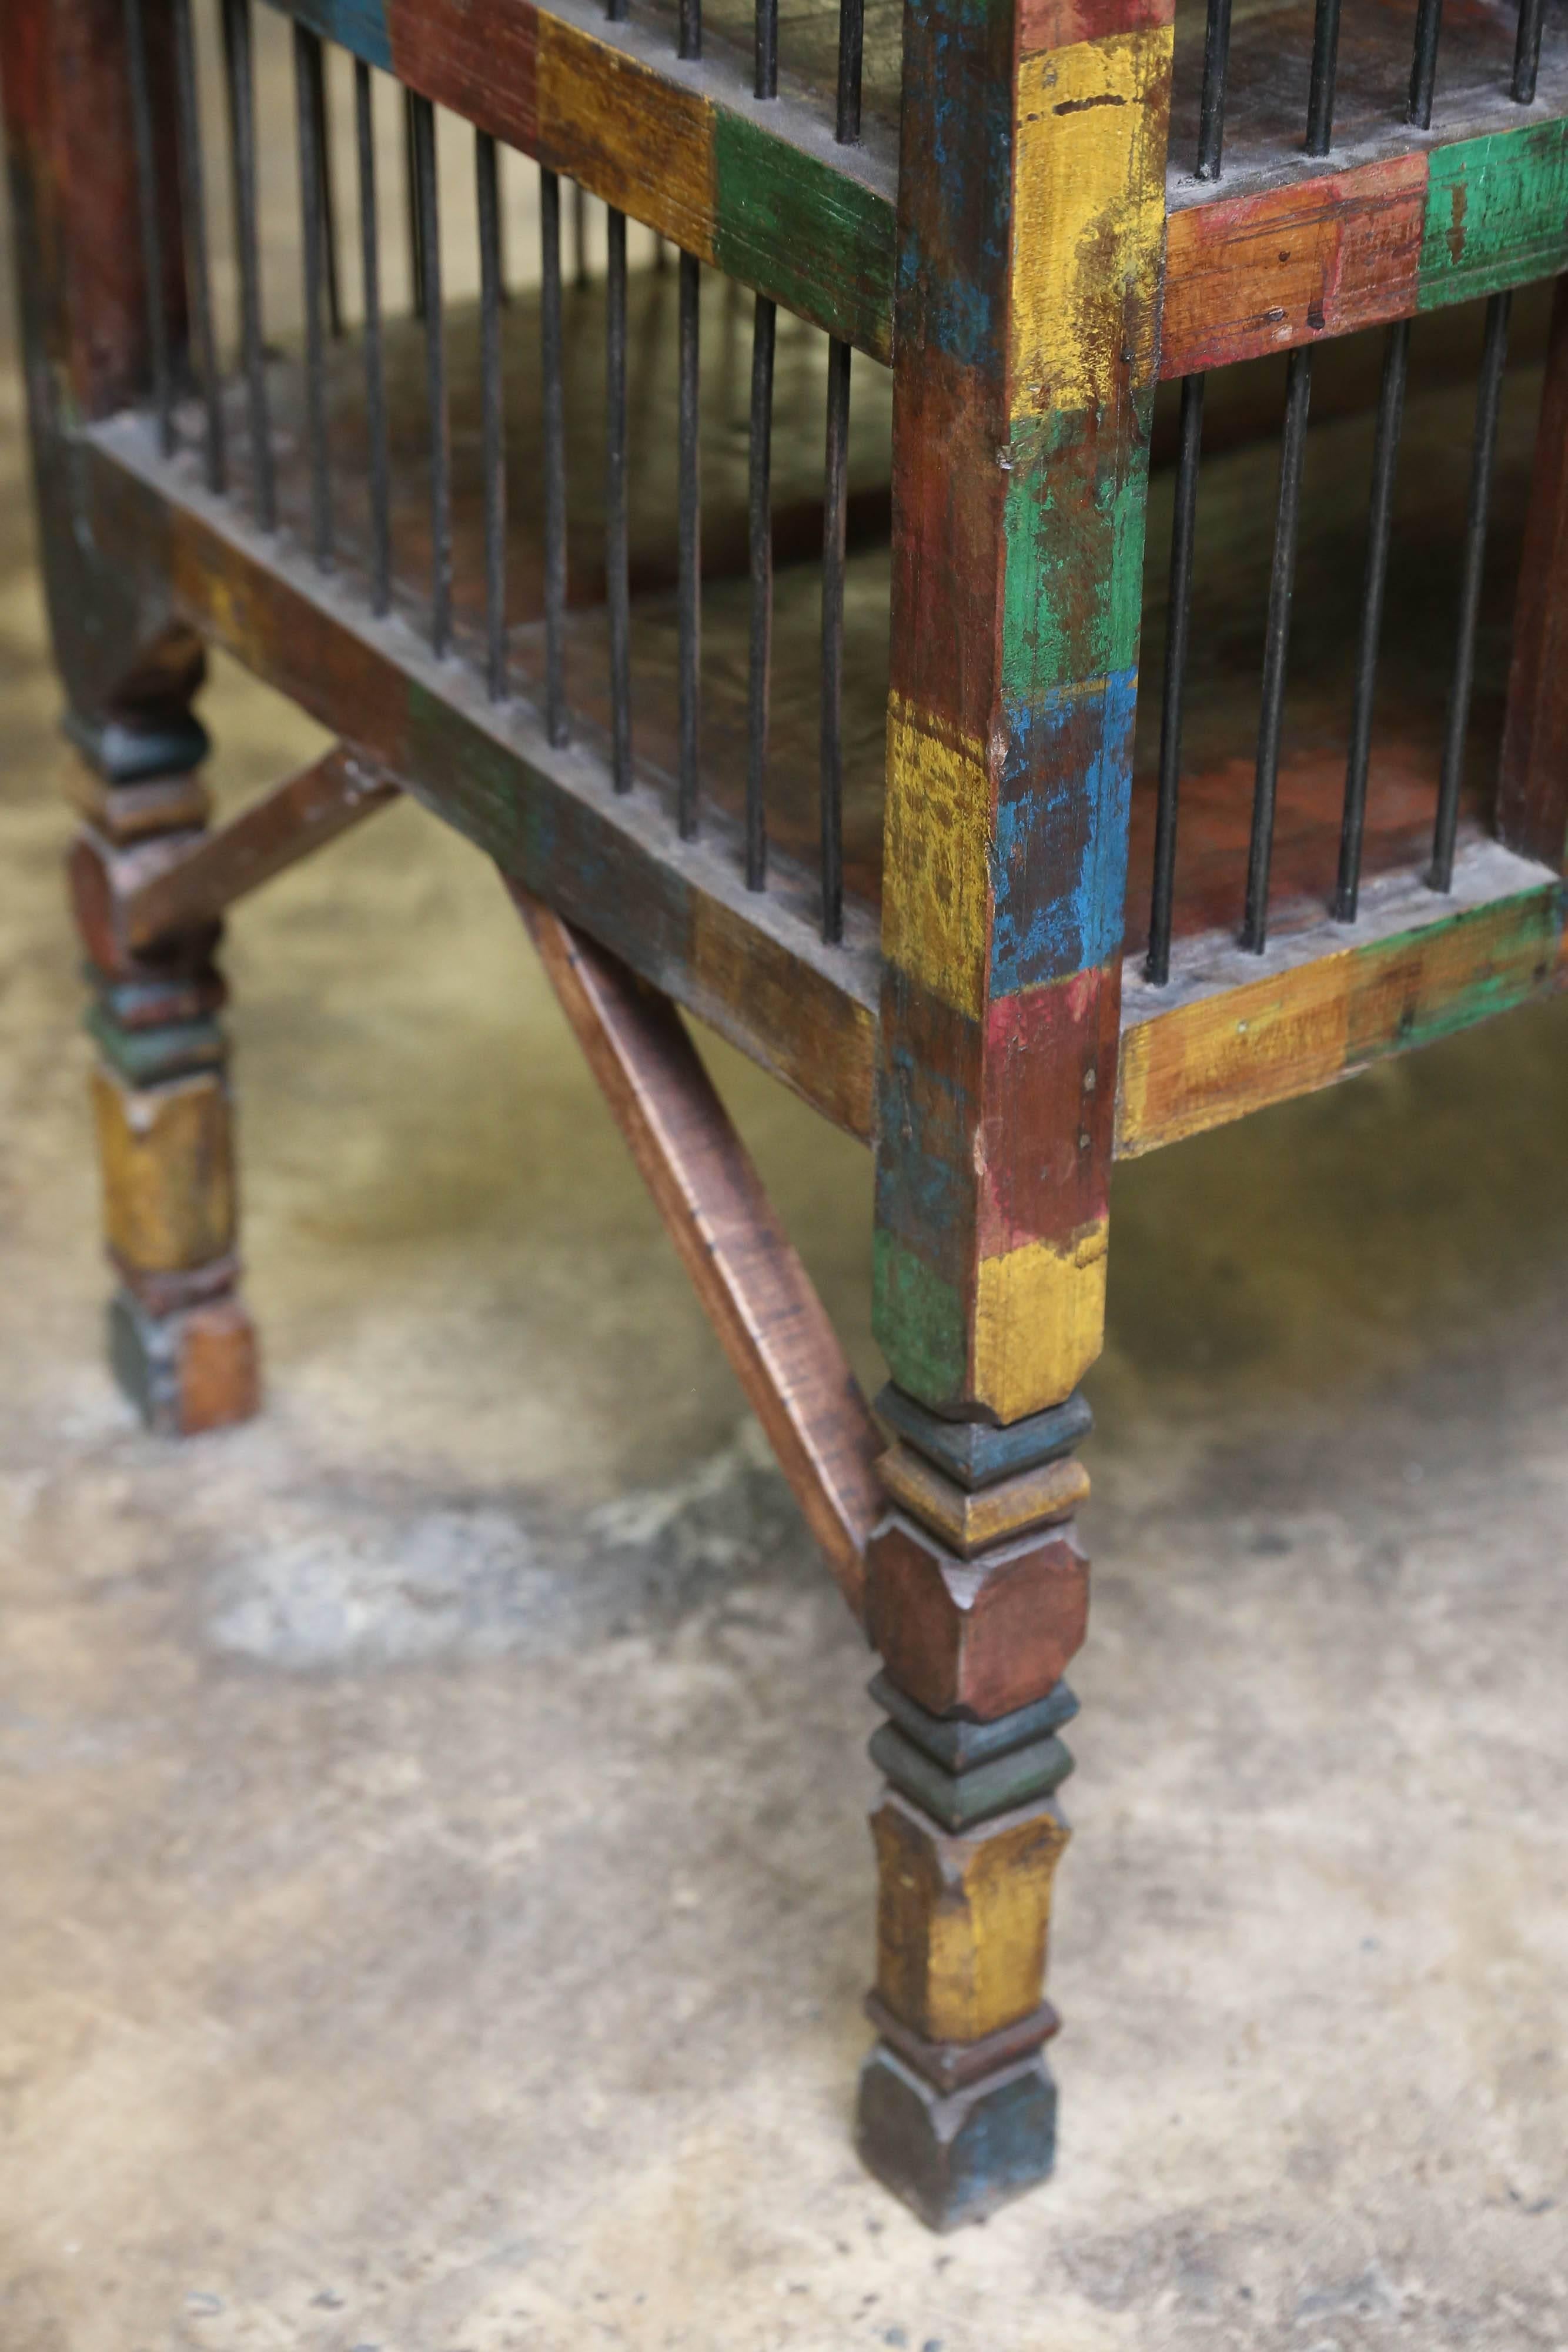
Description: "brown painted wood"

(122, 748), (400, 949)
(511, 885), (882, 1618)
(864, 1512), (1090, 1723)
(1498, 273), (1568, 878)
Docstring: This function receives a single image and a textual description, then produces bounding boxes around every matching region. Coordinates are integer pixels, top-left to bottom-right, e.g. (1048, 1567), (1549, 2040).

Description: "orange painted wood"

(1498, 274), (1568, 878)
(511, 885), (883, 1618)
(122, 748), (400, 949)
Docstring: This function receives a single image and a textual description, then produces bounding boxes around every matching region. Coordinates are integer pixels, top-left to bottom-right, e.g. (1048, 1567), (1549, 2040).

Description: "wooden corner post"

(862, 0), (1172, 2226)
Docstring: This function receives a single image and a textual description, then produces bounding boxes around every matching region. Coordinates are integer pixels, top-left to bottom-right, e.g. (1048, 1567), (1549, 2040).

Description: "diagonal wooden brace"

(510, 882), (884, 1622)
(119, 746), (399, 951)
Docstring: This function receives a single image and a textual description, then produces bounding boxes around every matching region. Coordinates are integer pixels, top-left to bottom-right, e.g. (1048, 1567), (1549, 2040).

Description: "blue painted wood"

(874, 1382), (1092, 1490)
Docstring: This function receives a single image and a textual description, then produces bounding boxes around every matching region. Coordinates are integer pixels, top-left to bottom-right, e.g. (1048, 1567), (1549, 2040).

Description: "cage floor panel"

(200, 267), (1547, 960)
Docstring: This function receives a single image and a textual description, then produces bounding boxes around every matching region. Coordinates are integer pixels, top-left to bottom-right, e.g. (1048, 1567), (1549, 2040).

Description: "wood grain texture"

(511, 886), (882, 1619)
(122, 749), (399, 949)
(91, 1065), (236, 1275)
(878, 1442), (1089, 1559)
(864, 1510), (1090, 1722)
(1498, 273), (1568, 878)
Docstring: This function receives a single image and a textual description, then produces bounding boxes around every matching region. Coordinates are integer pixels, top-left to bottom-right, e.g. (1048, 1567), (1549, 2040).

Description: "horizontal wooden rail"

(87, 414), (880, 1140)
(511, 885), (884, 1618)
(267, 0), (897, 360)
(122, 746), (399, 947)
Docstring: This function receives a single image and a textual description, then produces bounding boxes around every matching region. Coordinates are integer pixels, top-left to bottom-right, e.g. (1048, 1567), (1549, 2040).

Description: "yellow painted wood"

(872, 1789), (1071, 2043)
(1010, 26), (1174, 414)
(878, 1442), (1089, 1558)
(881, 694), (992, 1023)
(91, 1066), (235, 1273)
(972, 1230), (1108, 1424)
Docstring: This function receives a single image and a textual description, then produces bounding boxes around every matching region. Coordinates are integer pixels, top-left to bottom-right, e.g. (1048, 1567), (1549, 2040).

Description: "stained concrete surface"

(4, 219), (1568, 2352)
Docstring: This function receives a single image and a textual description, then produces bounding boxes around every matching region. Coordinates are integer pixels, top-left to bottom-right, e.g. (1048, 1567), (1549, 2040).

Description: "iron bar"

(1409, 0), (1442, 128)
(681, 0), (702, 60)
(1242, 346), (1313, 954)
(755, 0), (778, 98)
(404, 86), (426, 317)
(309, 39), (343, 338)
(745, 295), (776, 891)
(476, 131), (507, 701)
(573, 181), (590, 288)
(540, 169), (569, 748)
(1146, 372), (1205, 986)
(220, 0), (273, 528)
(1513, 0), (1546, 103)
(1305, 0), (1342, 155)
(837, 0), (865, 141)
(1335, 318), (1410, 923)
(410, 93), (452, 656)
(295, 21), (331, 564)
(1196, 0), (1232, 179)
(677, 250), (702, 840)
(1431, 290), (1512, 892)
(124, 0), (174, 457)
(820, 338), (851, 946)
(355, 59), (392, 615)
(607, 207), (632, 791)
(173, 0), (225, 492)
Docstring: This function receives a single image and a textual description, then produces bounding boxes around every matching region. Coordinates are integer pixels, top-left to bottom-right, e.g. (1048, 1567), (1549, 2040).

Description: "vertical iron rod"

(606, 208), (632, 792)
(477, 130), (507, 701)
(220, 0), (273, 528)
(295, 22), (331, 564)
(745, 296), (776, 891)
(680, 0), (702, 59)
(540, 169), (569, 749)
(355, 59), (391, 616)
(1513, 0), (1545, 103)
(755, 0), (778, 96)
(677, 249), (702, 840)
(820, 338), (851, 946)
(573, 181), (590, 288)
(1409, 0), (1443, 128)
(411, 94), (451, 656)
(837, 0), (864, 141)
(1335, 318), (1410, 923)
(1305, 0), (1342, 155)
(124, 0), (174, 457)
(404, 86), (426, 317)
(172, 0), (225, 492)
(1146, 372), (1205, 986)
(1431, 290), (1512, 893)
(1196, 0), (1232, 179)
(1242, 347), (1313, 954)
(309, 39), (343, 338)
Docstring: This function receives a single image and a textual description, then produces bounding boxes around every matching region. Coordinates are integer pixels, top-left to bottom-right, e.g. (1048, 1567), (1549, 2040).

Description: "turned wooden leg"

(855, 1384), (1094, 2230)
(64, 706), (260, 1435)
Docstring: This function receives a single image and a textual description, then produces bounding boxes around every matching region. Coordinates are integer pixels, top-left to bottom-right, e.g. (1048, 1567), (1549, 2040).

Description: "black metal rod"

(1242, 346), (1313, 954)
(677, 249), (702, 840)
(307, 39), (343, 339)
(410, 93), (451, 656)
(540, 169), (569, 749)
(745, 295), (776, 891)
(124, 0), (174, 457)
(355, 59), (391, 616)
(1513, 0), (1546, 103)
(680, 0), (702, 61)
(404, 86), (426, 318)
(1146, 372), (1205, 986)
(220, 0), (273, 529)
(1196, 0), (1232, 180)
(476, 131), (507, 701)
(1431, 290), (1512, 893)
(173, 0), (225, 493)
(295, 22), (331, 564)
(1305, 0), (1342, 155)
(837, 0), (864, 141)
(573, 181), (590, 288)
(606, 207), (632, 792)
(1335, 317), (1410, 923)
(755, 0), (778, 97)
(1409, 0), (1443, 128)
(820, 337), (851, 946)
(607, 0), (626, 21)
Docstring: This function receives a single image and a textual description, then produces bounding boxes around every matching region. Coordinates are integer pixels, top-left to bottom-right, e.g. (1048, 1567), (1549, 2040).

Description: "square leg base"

(109, 1288), (260, 1436)
(855, 2042), (1058, 2231)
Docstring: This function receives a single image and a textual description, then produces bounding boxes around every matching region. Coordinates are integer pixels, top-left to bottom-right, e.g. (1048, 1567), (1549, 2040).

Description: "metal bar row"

(1147, 300), (1516, 977)
(1193, 0), (1547, 179)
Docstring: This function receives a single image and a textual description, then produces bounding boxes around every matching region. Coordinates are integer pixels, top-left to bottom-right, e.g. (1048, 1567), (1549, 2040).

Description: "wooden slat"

(85, 417), (880, 1141)
(1498, 272), (1568, 877)
(266, 0), (897, 359)
(510, 884), (882, 1619)
(122, 746), (399, 947)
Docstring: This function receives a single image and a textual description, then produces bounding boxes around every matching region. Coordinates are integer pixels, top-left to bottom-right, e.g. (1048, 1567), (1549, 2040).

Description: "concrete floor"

(4, 233), (1568, 2352)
